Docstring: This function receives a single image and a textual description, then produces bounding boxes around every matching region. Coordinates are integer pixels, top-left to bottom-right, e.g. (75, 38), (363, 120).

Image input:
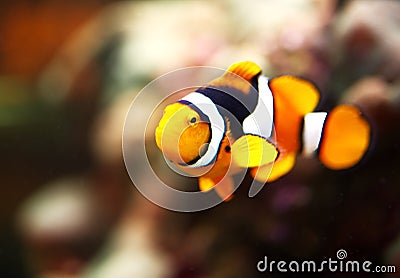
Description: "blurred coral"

(0, 1), (102, 82)
(333, 0), (400, 81)
(2, 0), (400, 277)
(16, 177), (107, 276)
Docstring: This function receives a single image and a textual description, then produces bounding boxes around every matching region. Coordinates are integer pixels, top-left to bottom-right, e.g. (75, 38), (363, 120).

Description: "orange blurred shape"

(0, 1), (102, 80)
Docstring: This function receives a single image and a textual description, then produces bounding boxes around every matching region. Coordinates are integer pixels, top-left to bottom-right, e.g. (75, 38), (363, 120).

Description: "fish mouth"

(155, 123), (188, 165)
(157, 137), (186, 165)
(155, 126), (162, 150)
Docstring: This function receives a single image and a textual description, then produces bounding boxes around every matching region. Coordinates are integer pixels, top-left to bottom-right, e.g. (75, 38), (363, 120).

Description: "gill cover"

(155, 103), (211, 165)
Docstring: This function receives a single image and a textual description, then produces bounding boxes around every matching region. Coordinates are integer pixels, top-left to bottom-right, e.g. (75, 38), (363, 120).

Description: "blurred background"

(1, 0), (400, 277)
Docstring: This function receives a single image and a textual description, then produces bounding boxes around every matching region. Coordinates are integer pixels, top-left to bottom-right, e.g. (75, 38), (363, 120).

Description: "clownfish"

(155, 61), (370, 200)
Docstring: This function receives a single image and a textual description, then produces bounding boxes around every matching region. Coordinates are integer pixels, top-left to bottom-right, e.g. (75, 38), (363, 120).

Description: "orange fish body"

(155, 61), (371, 200)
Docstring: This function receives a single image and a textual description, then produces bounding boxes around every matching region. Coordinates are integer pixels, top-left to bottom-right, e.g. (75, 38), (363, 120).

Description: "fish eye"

(189, 117), (197, 124)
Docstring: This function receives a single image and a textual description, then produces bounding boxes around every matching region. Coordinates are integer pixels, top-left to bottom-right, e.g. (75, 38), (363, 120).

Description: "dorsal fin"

(268, 75), (320, 154)
(207, 61), (262, 96)
(226, 61), (262, 82)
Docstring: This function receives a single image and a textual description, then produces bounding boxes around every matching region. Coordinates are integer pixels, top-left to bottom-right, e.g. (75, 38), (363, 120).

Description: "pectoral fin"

(232, 135), (278, 168)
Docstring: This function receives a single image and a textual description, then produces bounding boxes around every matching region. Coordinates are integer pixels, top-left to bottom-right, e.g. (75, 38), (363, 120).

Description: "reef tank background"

(1, 0), (400, 277)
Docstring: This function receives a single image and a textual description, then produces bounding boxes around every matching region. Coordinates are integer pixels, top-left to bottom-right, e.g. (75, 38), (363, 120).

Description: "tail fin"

(318, 105), (371, 170)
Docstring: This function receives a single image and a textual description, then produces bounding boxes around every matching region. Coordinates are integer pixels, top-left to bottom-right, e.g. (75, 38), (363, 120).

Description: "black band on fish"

(195, 86), (257, 124)
(178, 100), (211, 123)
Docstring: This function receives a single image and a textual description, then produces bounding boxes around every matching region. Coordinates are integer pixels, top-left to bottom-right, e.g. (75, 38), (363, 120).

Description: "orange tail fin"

(318, 105), (371, 170)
